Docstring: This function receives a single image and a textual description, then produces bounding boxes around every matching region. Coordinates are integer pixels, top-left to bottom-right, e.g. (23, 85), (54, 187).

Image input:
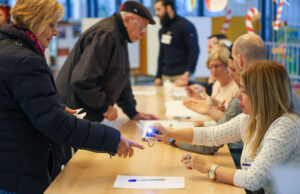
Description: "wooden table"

(295, 89), (300, 99)
(45, 86), (245, 194)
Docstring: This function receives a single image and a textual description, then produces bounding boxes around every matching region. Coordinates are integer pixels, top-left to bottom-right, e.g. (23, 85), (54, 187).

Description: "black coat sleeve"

(12, 56), (121, 155)
(69, 32), (115, 114)
(156, 31), (164, 78)
(182, 23), (200, 74)
(116, 79), (138, 119)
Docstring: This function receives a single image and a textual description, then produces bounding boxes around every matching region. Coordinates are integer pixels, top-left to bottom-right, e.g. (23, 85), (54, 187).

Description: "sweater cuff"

(192, 127), (201, 144)
(126, 107), (138, 119)
(233, 169), (245, 188)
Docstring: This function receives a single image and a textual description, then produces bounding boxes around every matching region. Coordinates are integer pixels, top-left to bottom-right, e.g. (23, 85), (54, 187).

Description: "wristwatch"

(208, 164), (219, 180)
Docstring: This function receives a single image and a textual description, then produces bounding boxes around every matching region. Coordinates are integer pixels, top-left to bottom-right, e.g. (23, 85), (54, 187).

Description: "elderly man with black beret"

(56, 1), (158, 122)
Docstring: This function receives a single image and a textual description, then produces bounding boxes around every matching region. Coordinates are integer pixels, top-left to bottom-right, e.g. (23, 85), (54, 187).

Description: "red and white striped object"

(221, 9), (232, 34)
(245, 7), (261, 34)
(273, 0), (284, 31)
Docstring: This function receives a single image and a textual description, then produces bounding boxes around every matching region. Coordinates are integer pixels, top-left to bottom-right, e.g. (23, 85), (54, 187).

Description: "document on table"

(171, 87), (187, 98)
(165, 100), (204, 117)
(73, 108), (86, 119)
(133, 90), (157, 96)
(138, 120), (194, 138)
(113, 175), (185, 189)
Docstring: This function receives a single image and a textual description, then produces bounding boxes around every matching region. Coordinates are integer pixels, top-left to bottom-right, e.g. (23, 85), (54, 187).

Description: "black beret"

(121, 1), (156, 25)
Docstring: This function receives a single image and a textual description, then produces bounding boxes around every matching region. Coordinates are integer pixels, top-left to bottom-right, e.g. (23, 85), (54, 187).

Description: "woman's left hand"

(183, 98), (212, 115)
(181, 154), (212, 173)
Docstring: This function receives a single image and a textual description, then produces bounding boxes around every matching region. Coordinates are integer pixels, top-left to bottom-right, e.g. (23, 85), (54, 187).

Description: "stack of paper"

(133, 90), (157, 96)
(113, 175), (185, 189)
(165, 100), (204, 118)
(171, 87), (187, 98)
(163, 80), (187, 98)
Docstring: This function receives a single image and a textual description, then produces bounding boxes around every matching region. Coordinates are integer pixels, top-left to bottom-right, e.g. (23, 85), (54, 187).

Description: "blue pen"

(128, 178), (166, 182)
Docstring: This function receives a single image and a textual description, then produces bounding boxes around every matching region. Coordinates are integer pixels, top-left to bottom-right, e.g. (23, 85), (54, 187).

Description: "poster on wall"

(205, 0), (228, 12)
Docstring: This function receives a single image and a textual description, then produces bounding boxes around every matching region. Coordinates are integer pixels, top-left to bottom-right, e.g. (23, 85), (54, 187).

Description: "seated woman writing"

(152, 60), (300, 194)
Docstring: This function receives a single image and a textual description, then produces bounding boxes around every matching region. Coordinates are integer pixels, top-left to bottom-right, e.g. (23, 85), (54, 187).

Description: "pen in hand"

(128, 178), (166, 182)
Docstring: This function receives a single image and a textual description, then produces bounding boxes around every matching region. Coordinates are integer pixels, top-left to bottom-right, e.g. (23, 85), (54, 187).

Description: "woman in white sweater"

(152, 60), (300, 194)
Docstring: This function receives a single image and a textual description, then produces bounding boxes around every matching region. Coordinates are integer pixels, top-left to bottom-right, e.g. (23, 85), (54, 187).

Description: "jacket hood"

(0, 24), (39, 54)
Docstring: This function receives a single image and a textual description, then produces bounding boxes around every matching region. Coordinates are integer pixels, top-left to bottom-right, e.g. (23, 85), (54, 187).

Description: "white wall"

(82, 18), (140, 69)
(147, 16), (211, 78)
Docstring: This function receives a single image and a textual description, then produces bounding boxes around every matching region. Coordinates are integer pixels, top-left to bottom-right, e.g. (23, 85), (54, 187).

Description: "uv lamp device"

(145, 127), (159, 137)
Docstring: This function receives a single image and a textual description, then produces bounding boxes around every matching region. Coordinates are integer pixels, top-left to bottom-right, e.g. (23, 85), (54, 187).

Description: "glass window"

(98, 0), (116, 17)
(69, 0), (88, 19)
(7, 0), (15, 7)
(57, 0), (68, 20)
(175, 0), (199, 16)
(0, 0), (9, 5)
(80, 0), (88, 18)
(143, 0), (156, 15)
(281, 0), (300, 28)
(204, 0), (259, 17)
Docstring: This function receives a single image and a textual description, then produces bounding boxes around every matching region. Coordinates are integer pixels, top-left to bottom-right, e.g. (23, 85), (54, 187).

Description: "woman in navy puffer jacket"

(0, 1), (144, 193)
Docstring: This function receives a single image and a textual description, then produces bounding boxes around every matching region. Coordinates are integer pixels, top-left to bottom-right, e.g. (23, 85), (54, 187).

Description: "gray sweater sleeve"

(177, 97), (242, 154)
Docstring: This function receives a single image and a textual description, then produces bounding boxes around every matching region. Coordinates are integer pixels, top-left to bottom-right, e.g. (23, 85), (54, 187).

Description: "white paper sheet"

(171, 87), (187, 98)
(165, 100), (203, 117)
(113, 175), (185, 189)
(73, 108), (86, 119)
(133, 91), (157, 96)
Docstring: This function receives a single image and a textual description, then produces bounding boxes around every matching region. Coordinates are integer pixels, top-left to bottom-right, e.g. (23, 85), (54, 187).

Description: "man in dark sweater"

(154, 0), (200, 86)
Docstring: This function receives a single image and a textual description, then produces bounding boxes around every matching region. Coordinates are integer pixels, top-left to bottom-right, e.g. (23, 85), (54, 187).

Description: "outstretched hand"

(183, 96), (213, 115)
(117, 136), (144, 158)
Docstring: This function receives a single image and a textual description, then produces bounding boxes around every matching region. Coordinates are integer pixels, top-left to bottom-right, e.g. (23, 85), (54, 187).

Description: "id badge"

(241, 155), (253, 170)
(161, 34), (172, 45)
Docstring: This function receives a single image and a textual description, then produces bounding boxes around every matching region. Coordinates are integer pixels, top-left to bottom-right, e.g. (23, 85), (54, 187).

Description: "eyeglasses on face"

(132, 18), (147, 33)
(209, 63), (225, 69)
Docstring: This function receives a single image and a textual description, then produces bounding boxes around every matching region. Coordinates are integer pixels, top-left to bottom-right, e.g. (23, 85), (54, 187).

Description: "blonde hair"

(206, 46), (230, 68)
(11, 0), (64, 35)
(241, 60), (293, 158)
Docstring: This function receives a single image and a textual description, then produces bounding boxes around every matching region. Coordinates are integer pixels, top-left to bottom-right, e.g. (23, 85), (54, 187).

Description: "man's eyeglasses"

(132, 18), (147, 33)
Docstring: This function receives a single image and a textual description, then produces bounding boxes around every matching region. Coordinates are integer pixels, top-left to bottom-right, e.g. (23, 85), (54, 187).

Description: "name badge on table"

(161, 34), (172, 45)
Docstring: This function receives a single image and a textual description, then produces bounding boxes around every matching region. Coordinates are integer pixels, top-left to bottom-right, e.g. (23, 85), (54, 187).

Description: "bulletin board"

(212, 16), (260, 42)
